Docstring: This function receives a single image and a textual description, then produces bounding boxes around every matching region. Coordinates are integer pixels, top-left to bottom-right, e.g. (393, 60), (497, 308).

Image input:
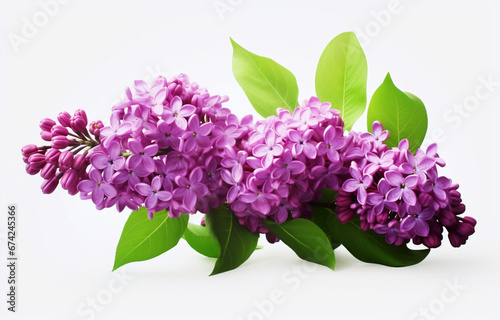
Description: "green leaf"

(310, 206), (341, 250)
(320, 188), (338, 205)
(315, 32), (368, 130)
(231, 38), (299, 117)
(205, 205), (259, 275)
(367, 73), (428, 152)
(113, 208), (188, 271)
(182, 223), (220, 258)
(327, 211), (430, 267)
(263, 218), (336, 270)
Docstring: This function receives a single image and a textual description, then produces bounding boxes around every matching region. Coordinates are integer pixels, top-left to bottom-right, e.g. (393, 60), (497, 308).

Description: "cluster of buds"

(22, 110), (98, 195)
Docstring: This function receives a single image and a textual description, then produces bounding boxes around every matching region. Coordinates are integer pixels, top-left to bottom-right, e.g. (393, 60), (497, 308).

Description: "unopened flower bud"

(58, 150), (73, 170)
(89, 120), (104, 136)
(61, 169), (79, 191)
(51, 136), (69, 149)
(28, 153), (47, 171)
(45, 148), (61, 165)
(72, 154), (88, 171)
(51, 125), (69, 137)
(41, 131), (53, 141)
(40, 163), (57, 179)
(57, 111), (71, 127)
(41, 176), (59, 194)
(40, 118), (56, 132)
(71, 109), (88, 133)
(21, 144), (38, 157)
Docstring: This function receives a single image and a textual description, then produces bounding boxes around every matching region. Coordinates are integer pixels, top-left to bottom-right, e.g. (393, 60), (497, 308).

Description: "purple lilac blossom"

(22, 74), (475, 249)
(334, 121), (476, 248)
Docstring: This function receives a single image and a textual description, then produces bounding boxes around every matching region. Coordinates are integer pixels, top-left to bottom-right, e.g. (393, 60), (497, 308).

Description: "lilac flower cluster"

(224, 97), (346, 240)
(22, 110), (97, 195)
(22, 74), (475, 249)
(76, 74), (254, 218)
(334, 122), (476, 248)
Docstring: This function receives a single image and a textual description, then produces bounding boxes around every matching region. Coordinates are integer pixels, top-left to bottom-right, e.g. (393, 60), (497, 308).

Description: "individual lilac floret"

(77, 169), (117, 206)
(162, 96), (196, 130)
(136, 176), (172, 216)
(342, 164), (373, 204)
(90, 141), (125, 181)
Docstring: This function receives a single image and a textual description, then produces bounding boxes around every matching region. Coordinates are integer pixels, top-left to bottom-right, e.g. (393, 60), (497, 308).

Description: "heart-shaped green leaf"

(327, 210), (430, 267)
(367, 73), (428, 152)
(315, 32), (368, 130)
(182, 222), (220, 258)
(113, 207), (188, 271)
(263, 218), (336, 270)
(231, 38), (299, 117)
(205, 206), (259, 275)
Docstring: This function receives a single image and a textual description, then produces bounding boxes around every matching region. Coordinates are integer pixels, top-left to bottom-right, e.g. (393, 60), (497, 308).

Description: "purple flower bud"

(423, 232), (442, 248)
(71, 118), (87, 133)
(58, 150), (73, 170)
(449, 190), (461, 199)
(418, 192), (434, 207)
(452, 203), (466, 214)
(41, 131), (53, 141)
(41, 176), (59, 194)
(448, 232), (463, 247)
(40, 163), (57, 179)
(51, 125), (69, 137)
(25, 164), (39, 175)
(28, 153), (47, 171)
(89, 120), (104, 136)
(439, 210), (456, 227)
(22, 144), (38, 157)
(51, 136), (69, 149)
(71, 109), (88, 133)
(456, 219), (475, 236)
(72, 154), (88, 171)
(40, 118), (56, 132)
(75, 109), (88, 123)
(61, 169), (79, 191)
(45, 149), (61, 165)
(266, 232), (279, 243)
(57, 111), (71, 127)
(67, 186), (79, 196)
(462, 216), (477, 227)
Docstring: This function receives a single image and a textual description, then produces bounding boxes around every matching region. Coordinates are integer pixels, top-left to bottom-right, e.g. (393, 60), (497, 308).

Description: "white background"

(1, 0), (499, 319)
